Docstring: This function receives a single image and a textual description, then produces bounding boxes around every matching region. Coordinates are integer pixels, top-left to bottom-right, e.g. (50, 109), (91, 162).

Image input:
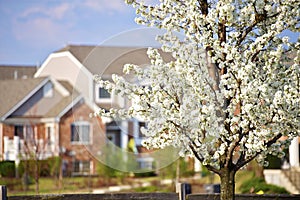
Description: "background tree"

(95, 0), (300, 199)
(21, 123), (48, 194)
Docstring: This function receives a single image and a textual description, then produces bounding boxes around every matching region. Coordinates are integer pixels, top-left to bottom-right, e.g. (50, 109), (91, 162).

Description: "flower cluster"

(95, 0), (300, 171)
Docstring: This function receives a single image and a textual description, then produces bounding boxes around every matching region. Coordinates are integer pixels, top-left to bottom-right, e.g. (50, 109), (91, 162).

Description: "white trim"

(66, 52), (94, 101)
(289, 136), (299, 167)
(35, 51), (94, 101)
(49, 76), (70, 96)
(3, 117), (55, 124)
(1, 77), (50, 121)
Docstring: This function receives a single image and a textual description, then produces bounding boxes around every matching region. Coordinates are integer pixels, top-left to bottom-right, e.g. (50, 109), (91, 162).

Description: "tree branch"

(235, 133), (282, 170)
(237, 3), (280, 46)
(197, 0), (208, 16)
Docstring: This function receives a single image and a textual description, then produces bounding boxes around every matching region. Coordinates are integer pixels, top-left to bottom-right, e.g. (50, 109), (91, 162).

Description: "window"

(14, 125), (24, 139)
(137, 157), (154, 170)
(138, 122), (146, 138)
(106, 121), (121, 147)
(73, 160), (90, 175)
(95, 85), (111, 103)
(43, 82), (53, 98)
(71, 122), (91, 144)
(106, 129), (121, 147)
(99, 87), (110, 99)
(14, 125), (36, 141)
(25, 125), (34, 141)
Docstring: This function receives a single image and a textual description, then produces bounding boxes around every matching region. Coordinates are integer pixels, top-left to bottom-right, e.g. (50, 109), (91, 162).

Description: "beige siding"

(37, 54), (92, 102)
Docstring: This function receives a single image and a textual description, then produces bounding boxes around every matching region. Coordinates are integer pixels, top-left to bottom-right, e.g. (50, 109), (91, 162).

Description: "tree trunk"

(219, 168), (236, 200)
(35, 158), (39, 194)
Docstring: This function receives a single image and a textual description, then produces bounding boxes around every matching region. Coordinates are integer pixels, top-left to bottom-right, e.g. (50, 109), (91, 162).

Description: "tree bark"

(219, 168), (236, 200)
(35, 157), (39, 194)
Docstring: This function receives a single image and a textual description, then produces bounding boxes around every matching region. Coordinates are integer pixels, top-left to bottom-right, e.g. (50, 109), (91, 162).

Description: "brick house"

(0, 76), (104, 175)
(34, 45), (174, 171)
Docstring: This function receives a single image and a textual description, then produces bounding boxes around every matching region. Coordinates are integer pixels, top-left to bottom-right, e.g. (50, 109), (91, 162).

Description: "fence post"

(0, 185), (7, 200)
(176, 183), (192, 200)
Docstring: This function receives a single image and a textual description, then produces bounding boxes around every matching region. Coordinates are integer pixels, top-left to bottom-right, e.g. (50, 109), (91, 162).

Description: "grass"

(7, 176), (97, 196)
(4, 169), (287, 196)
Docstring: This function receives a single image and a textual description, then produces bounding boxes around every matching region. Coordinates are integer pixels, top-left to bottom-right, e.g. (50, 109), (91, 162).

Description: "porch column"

(289, 136), (299, 167)
(194, 158), (202, 173)
(3, 136), (9, 160)
(121, 121), (128, 149)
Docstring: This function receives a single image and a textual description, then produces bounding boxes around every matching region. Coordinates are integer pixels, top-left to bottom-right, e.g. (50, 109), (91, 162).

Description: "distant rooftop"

(0, 77), (47, 119)
(54, 45), (174, 76)
(0, 65), (37, 80)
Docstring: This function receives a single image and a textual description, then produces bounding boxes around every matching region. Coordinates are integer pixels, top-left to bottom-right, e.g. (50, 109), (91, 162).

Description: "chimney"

(14, 70), (18, 80)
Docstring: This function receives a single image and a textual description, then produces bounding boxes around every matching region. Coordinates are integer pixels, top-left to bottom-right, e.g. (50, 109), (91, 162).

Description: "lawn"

(3, 169), (287, 196)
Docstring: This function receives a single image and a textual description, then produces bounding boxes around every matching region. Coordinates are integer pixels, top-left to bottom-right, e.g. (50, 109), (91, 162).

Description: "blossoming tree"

(94, 0), (300, 199)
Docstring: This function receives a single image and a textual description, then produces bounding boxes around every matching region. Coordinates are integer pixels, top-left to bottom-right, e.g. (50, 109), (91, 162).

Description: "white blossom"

(95, 0), (300, 184)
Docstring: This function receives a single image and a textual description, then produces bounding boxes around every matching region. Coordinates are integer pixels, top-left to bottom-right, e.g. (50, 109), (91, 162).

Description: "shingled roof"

(0, 65), (37, 80)
(0, 77), (48, 119)
(55, 45), (174, 77)
(44, 80), (82, 118)
(0, 77), (83, 120)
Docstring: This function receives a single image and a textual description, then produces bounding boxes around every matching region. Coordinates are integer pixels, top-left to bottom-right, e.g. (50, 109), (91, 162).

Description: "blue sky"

(0, 0), (162, 65)
(0, 1), (298, 66)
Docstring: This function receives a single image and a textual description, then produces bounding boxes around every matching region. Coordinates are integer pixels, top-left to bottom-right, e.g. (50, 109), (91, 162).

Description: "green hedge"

(240, 177), (289, 194)
(0, 161), (15, 177)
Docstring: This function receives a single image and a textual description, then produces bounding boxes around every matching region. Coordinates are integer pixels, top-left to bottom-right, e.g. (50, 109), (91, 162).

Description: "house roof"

(0, 77), (48, 119)
(0, 77), (83, 121)
(0, 65), (37, 80)
(55, 45), (174, 77)
(44, 80), (82, 118)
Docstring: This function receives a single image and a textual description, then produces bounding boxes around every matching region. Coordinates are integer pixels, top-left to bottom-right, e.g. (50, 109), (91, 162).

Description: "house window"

(99, 87), (110, 99)
(73, 160), (90, 174)
(137, 157), (154, 170)
(71, 122), (91, 144)
(138, 122), (146, 138)
(25, 125), (35, 141)
(95, 85), (111, 103)
(14, 125), (36, 141)
(43, 82), (53, 98)
(14, 125), (24, 139)
(106, 121), (121, 147)
(106, 129), (121, 147)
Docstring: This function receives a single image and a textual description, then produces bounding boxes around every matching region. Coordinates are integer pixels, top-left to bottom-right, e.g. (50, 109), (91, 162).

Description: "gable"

(0, 77), (48, 120)
(10, 80), (64, 118)
(35, 51), (93, 101)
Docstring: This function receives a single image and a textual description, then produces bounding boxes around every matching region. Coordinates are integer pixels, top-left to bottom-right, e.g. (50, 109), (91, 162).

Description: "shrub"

(134, 171), (156, 177)
(0, 161), (15, 177)
(159, 158), (195, 179)
(239, 177), (289, 194)
(265, 155), (282, 169)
